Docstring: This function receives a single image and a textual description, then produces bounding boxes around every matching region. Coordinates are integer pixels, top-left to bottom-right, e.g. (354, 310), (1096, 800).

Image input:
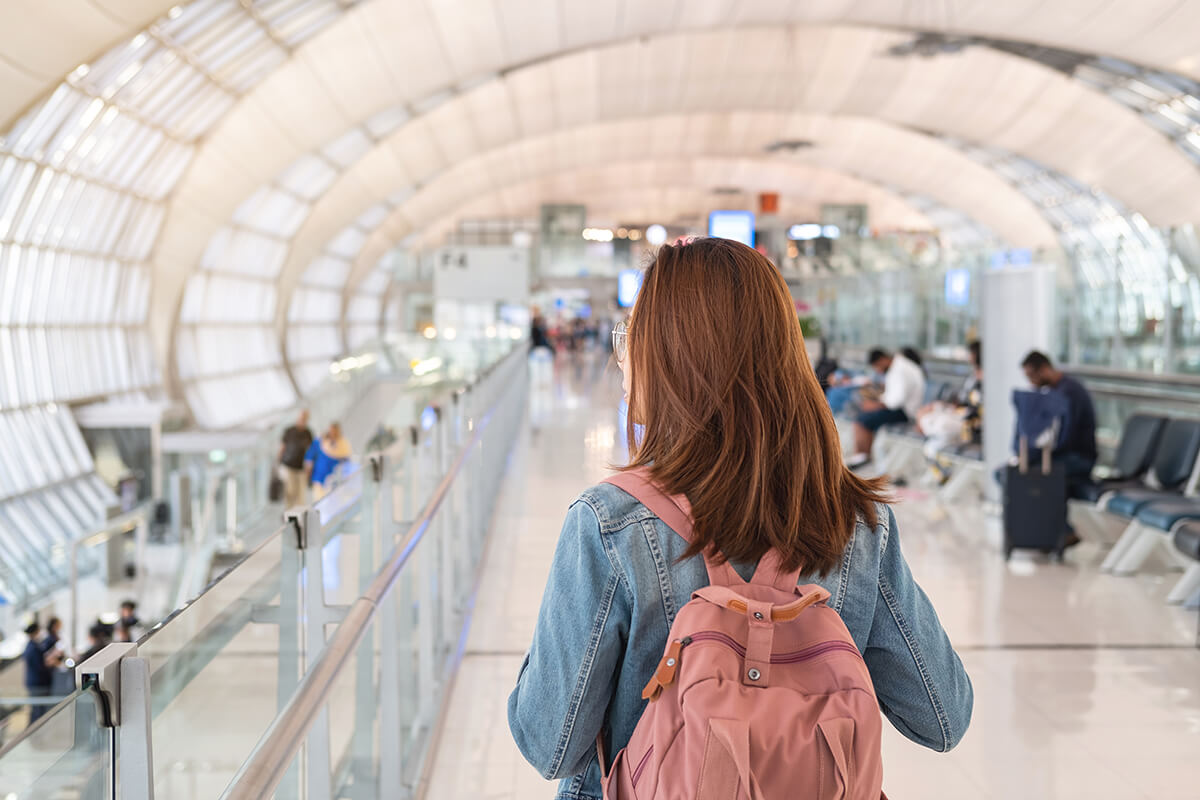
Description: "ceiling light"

(788, 224), (822, 241)
(645, 224), (667, 245)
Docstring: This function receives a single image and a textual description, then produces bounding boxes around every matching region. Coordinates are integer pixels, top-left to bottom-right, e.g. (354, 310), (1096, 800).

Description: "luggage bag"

(1003, 436), (1068, 560)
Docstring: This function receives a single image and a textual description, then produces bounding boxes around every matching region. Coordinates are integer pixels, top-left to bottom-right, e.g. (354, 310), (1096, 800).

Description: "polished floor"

(425, 354), (1200, 800)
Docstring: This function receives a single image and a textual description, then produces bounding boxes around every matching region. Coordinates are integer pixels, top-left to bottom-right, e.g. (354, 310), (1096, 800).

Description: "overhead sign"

(707, 210), (755, 247)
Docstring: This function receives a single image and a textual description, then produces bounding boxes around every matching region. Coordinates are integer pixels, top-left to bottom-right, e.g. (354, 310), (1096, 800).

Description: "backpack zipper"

(686, 631), (862, 664)
(630, 744), (654, 788)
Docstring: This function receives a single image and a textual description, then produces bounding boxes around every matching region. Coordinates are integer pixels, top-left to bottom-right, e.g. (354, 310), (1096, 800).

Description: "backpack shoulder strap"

(602, 468), (744, 587)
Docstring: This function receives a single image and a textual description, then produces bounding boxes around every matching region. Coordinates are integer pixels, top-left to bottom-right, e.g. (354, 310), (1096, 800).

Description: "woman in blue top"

(304, 421), (352, 500)
(509, 238), (973, 799)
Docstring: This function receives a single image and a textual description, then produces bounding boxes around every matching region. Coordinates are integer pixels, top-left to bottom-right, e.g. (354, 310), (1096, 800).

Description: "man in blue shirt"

(22, 622), (53, 722)
(1021, 351), (1097, 546)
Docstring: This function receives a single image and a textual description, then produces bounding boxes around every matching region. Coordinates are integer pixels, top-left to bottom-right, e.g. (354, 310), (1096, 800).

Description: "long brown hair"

(624, 237), (888, 576)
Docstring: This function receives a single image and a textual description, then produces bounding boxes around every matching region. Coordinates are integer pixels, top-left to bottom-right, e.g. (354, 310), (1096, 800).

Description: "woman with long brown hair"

(509, 238), (972, 797)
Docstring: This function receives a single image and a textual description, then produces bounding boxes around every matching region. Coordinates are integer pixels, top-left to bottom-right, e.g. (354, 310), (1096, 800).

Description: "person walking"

(304, 422), (353, 501)
(508, 237), (972, 797)
(279, 410), (314, 507)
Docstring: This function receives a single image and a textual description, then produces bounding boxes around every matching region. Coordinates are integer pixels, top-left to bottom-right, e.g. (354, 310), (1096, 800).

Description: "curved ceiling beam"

(280, 111), (1054, 309)
(11, 0), (1200, 134)
(0, 0), (180, 129)
(154, 22), (1200, 374)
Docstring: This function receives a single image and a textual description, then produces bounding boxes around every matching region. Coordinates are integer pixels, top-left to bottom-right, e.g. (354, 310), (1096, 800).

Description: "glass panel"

(140, 531), (289, 797)
(0, 690), (112, 799)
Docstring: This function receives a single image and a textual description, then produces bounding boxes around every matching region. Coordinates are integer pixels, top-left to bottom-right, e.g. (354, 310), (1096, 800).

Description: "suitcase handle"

(1018, 435), (1054, 476)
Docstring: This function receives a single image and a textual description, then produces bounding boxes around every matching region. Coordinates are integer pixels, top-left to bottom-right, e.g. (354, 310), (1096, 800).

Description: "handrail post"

(69, 540), (80, 654)
(76, 642), (155, 799)
(375, 453), (403, 797)
(225, 474), (238, 542)
(134, 516), (148, 596)
(438, 406), (456, 643)
(276, 508), (306, 800)
(417, 505), (437, 731)
(405, 425), (419, 521)
(300, 507), (332, 800)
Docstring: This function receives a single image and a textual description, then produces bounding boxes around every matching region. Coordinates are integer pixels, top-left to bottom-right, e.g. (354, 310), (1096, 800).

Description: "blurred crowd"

(17, 601), (141, 724)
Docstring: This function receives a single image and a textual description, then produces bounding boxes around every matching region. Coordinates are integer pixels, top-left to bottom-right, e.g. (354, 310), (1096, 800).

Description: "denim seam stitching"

(577, 495), (611, 533)
(878, 567), (951, 751)
(641, 518), (677, 622)
(547, 567), (619, 777)
(579, 489), (657, 534)
(834, 529), (854, 613)
(600, 521), (635, 608)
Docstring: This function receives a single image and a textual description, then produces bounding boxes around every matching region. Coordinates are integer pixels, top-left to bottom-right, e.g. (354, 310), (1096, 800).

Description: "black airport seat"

(1077, 414), (1167, 502)
(1104, 419), (1200, 518)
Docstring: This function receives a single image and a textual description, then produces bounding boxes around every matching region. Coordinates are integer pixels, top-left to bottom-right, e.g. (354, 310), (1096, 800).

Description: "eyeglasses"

(612, 319), (629, 363)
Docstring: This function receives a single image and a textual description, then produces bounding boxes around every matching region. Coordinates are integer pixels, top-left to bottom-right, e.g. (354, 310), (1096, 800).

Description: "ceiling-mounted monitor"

(618, 269), (643, 308)
(945, 269), (971, 307)
(707, 210), (756, 247)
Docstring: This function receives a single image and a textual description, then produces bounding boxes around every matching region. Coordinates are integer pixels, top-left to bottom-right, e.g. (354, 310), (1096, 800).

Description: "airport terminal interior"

(0, 1), (1199, 798)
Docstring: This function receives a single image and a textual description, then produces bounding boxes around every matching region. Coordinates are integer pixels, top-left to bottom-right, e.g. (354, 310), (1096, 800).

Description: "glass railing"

(0, 689), (112, 798)
(0, 340), (529, 799)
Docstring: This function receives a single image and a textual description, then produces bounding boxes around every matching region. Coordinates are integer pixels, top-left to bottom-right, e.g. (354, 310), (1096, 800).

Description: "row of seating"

(860, 397), (1200, 606)
(1082, 414), (1200, 606)
(873, 380), (988, 501)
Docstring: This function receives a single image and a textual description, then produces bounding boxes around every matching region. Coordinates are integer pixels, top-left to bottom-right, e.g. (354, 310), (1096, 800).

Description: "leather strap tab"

(641, 638), (685, 701)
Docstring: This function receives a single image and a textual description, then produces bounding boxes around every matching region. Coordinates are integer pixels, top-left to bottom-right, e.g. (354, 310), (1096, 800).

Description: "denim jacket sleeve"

(866, 506), (974, 751)
(508, 498), (630, 780)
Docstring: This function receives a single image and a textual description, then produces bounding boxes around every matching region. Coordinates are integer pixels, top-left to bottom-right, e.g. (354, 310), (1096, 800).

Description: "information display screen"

(945, 269), (971, 307)
(618, 269), (643, 308)
(707, 210), (756, 247)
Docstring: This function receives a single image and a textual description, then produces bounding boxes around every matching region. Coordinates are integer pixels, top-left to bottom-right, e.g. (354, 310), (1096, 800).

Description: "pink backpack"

(600, 469), (886, 800)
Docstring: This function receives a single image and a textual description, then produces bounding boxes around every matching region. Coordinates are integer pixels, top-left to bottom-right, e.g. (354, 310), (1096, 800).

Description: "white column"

(981, 265), (1058, 497)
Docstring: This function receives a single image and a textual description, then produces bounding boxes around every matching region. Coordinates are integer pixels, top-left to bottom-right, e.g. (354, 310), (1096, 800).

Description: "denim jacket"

(508, 483), (974, 800)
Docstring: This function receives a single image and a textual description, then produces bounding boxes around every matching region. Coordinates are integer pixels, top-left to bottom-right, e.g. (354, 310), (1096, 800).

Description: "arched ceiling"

(8, 0), (1200, 134)
(152, 20), (1200, 375)
(7, 0), (1200, 430)
(301, 113), (1054, 305)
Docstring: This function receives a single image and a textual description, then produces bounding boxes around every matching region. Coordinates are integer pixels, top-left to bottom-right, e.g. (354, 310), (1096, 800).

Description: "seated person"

(998, 351), (1096, 548)
(917, 340), (983, 460)
(1021, 351), (1096, 489)
(825, 369), (878, 415)
(846, 348), (926, 468)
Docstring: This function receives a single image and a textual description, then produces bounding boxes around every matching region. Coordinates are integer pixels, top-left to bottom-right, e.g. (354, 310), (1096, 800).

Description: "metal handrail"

(220, 384), (501, 799)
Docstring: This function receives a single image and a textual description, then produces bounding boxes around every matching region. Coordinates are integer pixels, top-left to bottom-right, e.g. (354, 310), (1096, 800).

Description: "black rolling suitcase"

(268, 468), (285, 503)
(1003, 437), (1068, 560)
